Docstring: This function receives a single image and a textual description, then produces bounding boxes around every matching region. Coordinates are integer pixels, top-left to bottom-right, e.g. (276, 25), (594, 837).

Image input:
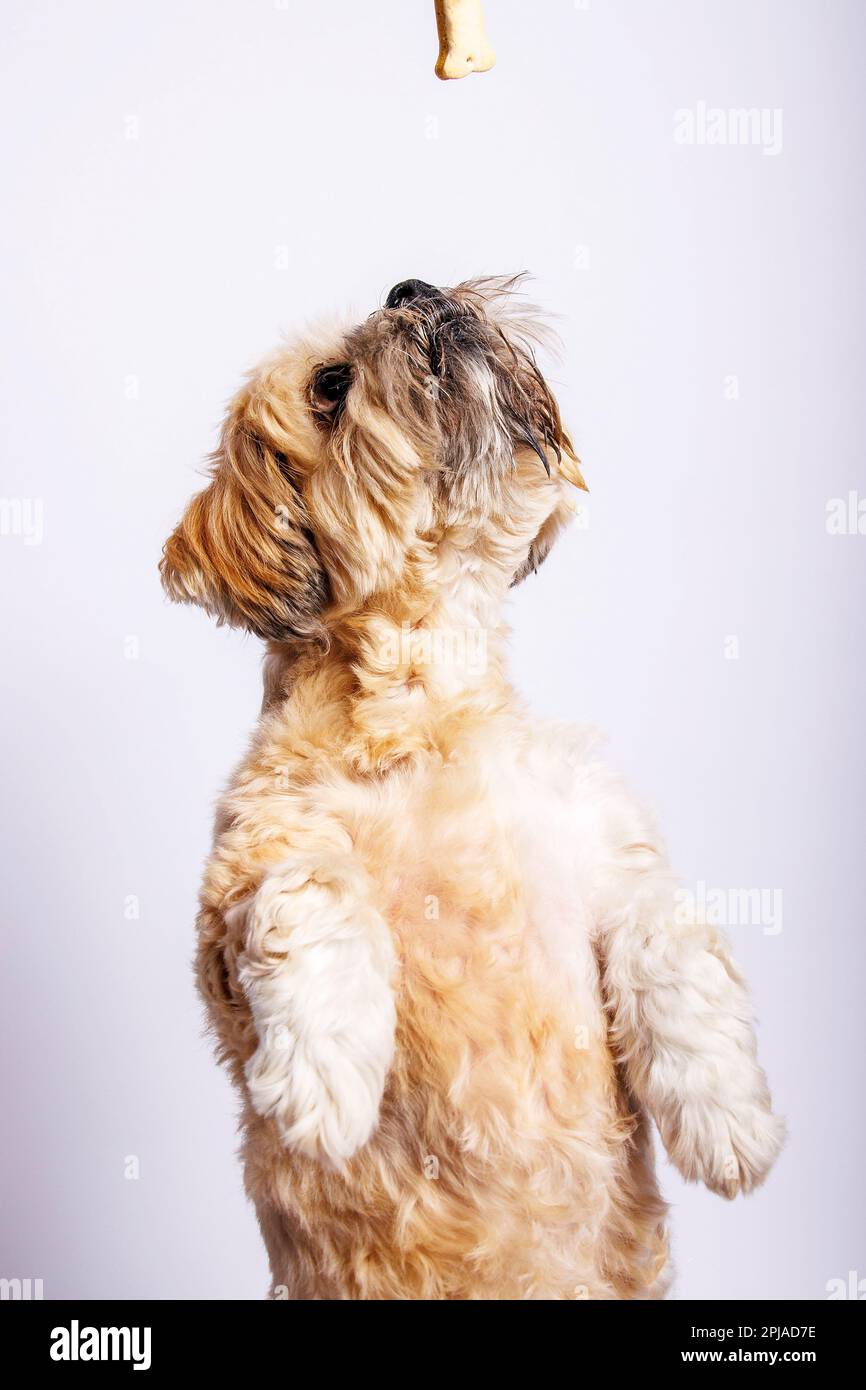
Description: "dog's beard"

(339, 283), (574, 520)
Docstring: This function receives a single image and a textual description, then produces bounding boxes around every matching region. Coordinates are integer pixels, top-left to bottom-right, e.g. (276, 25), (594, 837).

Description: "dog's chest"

(359, 734), (606, 1035)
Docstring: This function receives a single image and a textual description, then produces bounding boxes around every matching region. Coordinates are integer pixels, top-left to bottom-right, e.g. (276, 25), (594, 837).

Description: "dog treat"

(434, 0), (495, 80)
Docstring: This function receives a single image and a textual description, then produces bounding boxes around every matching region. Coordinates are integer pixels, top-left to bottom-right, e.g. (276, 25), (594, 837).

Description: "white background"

(1, 0), (864, 1299)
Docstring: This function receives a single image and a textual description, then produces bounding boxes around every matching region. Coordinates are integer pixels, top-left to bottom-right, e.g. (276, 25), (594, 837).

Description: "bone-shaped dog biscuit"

(435, 0), (495, 80)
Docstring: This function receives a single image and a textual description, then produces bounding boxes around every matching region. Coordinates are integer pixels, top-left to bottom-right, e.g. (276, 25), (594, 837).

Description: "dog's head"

(160, 276), (585, 645)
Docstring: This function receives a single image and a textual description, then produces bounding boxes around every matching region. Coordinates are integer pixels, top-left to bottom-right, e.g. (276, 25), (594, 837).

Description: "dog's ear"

(160, 416), (329, 644)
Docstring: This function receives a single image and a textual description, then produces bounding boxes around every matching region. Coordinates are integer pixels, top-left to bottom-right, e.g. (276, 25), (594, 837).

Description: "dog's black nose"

(385, 279), (440, 309)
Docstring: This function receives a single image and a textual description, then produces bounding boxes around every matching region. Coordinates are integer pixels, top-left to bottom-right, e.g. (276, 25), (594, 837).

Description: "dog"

(160, 275), (784, 1299)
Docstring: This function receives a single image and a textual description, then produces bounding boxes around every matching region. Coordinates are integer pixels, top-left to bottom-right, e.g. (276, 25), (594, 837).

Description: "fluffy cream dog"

(161, 276), (784, 1299)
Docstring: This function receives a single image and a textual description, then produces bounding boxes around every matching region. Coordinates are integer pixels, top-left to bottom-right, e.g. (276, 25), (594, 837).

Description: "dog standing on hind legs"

(161, 275), (784, 1299)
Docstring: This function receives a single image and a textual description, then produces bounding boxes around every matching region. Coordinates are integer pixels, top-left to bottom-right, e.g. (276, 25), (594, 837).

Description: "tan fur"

(196, 655), (669, 1299)
(162, 279), (780, 1299)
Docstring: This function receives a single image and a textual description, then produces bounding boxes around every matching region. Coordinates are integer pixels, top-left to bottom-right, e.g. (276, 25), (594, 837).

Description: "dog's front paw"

(245, 1019), (392, 1169)
(663, 1097), (786, 1199)
(238, 858), (397, 1170)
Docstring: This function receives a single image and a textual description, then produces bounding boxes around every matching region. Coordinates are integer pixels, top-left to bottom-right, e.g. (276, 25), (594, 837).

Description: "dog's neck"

(263, 547), (516, 774)
(338, 556), (512, 771)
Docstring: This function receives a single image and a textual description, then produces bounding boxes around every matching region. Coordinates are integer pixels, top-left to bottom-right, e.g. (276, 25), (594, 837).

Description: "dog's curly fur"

(161, 276), (784, 1299)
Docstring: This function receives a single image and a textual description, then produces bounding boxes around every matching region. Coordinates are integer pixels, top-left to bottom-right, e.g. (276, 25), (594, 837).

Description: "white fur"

(515, 733), (785, 1198)
(238, 855), (396, 1169)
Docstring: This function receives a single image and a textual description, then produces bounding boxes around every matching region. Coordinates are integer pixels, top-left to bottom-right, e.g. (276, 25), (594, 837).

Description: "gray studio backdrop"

(2, 0), (864, 1300)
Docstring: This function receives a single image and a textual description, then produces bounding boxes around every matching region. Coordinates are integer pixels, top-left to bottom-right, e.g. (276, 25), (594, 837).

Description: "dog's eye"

(310, 363), (352, 421)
